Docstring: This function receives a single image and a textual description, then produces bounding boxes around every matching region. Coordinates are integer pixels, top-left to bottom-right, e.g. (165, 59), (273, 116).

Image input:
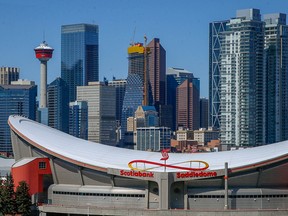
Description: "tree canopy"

(0, 174), (31, 215)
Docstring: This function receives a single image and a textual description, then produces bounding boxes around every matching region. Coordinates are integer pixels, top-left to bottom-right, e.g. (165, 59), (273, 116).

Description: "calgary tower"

(34, 41), (54, 108)
(34, 41), (54, 124)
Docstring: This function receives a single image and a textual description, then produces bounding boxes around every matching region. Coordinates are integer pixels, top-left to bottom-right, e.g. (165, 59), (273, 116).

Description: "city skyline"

(1, 0), (288, 98)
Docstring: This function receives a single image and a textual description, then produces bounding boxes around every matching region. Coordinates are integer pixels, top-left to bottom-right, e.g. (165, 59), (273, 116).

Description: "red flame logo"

(160, 149), (169, 161)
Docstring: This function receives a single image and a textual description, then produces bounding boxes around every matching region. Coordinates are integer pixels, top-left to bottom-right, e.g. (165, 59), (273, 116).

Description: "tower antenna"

(43, 30), (46, 43)
(130, 27), (136, 45)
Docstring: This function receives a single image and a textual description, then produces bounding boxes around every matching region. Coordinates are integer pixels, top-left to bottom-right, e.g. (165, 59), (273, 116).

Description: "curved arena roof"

(8, 115), (288, 173)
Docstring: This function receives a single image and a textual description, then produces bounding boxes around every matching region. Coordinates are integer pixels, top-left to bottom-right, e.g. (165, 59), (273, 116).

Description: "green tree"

(0, 174), (16, 215)
(15, 181), (32, 216)
(0, 178), (3, 214)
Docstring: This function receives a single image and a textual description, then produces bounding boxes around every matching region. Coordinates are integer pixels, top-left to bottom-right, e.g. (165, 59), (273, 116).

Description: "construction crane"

(143, 34), (149, 106)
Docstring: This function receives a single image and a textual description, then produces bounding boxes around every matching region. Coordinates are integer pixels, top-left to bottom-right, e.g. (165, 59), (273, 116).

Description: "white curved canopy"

(8, 115), (288, 173)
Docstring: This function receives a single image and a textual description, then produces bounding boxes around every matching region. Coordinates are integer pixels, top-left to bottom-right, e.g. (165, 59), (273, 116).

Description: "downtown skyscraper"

(176, 79), (200, 131)
(210, 9), (288, 148)
(166, 67), (198, 130)
(108, 78), (127, 126)
(209, 20), (228, 129)
(219, 9), (265, 148)
(147, 38), (166, 107)
(121, 39), (166, 143)
(77, 82), (116, 146)
(264, 13), (288, 143)
(61, 24), (99, 102)
(0, 67), (20, 85)
(47, 77), (69, 133)
(0, 81), (37, 154)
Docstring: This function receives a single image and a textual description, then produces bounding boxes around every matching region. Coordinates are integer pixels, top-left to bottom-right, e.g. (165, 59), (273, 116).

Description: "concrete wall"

(39, 205), (288, 216)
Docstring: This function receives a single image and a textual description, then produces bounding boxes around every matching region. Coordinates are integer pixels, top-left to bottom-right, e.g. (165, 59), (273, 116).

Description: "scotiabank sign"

(176, 171), (217, 179)
(120, 170), (154, 178)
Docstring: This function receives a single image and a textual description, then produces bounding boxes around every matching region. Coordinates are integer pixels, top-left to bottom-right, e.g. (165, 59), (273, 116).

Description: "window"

(39, 161), (46, 169)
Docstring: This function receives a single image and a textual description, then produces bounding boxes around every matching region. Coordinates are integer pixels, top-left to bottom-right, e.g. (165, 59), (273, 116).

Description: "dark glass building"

(121, 74), (143, 141)
(0, 83), (37, 154)
(200, 98), (209, 129)
(47, 77), (69, 133)
(209, 20), (228, 130)
(69, 100), (88, 140)
(61, 24), (99, 102)
(264, 13), (288, 143)
(108, 78), (127, 126)
(166, 68), (197, 130)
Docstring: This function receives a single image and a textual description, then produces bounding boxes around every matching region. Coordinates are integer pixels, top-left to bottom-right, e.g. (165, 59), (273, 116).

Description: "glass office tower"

(47, 77), (69, 133)
(108, 79), (127, 125)
(61, 24), (99, 102)
(0, 83), (37, 154)
(264, 13), (288, 143)
(209, 20), (228, 129)
(121, 74), (143, 141)
(166, 67), (197, 130)
(69, 100), (88, 140)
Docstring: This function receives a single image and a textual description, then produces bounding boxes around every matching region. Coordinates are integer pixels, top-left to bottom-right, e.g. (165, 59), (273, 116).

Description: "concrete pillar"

(224, 162), (229, 210)
(155, 172), (174, 210)
(49, 157), (59, 184)
(184, 182), (188, 210)
(159, 173), (169, 209)
(40, 61), (47, 108)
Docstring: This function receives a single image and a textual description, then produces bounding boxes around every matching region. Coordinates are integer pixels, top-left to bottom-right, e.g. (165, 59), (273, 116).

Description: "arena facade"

(8, 115), (288, 215)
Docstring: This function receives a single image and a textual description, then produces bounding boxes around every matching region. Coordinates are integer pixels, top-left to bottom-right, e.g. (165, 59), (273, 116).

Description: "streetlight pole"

(87, 203), (91, 216)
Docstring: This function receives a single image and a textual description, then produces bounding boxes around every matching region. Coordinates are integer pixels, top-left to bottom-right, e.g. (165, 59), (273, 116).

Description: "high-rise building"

(200, 98), (209, 129)
(77, 82), (116, 146)
(61, 24), (99, 102)
(69, 100), (88, 140)
(147, 38), (166, 107)
(0, 82), (37, 154)
(47, 77), (69, 133)
(134, 106), (159, 128)
(121, 74), (143, 143)
(166, 68), (198, 130)
(264, 13), (288, 143)
(121, 43), (147, 144)
(176, 79), (200, 130)
(121, 39), (167, 143)
(158, 104), (173, 129)
(218, 9), (265, 148)
(128, 43), (146, 84)
(208, 20), (228, 129)
(126, 105), (159, 149)
(136, 127), (171, 151)
(0, 67), (20, 85)
(108, 78), (126, 125)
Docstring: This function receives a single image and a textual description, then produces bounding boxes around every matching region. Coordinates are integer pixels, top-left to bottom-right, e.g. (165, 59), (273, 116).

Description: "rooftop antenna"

(130, 27), (136, 45)
(43, 30), (46, 43)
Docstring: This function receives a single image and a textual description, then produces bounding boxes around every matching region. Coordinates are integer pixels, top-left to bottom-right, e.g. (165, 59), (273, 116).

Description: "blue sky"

(1, 0), (288, 97)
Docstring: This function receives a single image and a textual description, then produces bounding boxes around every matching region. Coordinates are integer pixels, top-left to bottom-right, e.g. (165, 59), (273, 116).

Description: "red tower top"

(34, 41), (54, 62)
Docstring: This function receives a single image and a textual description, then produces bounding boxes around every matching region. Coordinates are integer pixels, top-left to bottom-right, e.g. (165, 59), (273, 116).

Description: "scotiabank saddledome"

(8, 116), (288, 211)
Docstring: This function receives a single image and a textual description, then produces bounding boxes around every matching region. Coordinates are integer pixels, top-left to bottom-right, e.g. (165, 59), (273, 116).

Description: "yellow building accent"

(128, 43), (145, 54)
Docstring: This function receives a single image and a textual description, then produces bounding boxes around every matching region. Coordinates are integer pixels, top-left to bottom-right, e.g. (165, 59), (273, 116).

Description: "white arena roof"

(8, 115), (288, 173)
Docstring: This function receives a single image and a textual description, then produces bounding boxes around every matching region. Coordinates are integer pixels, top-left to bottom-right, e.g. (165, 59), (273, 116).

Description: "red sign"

(176, 171), (217, 179)
(120, 170), (154, 178)
(160, 149), (169, 160)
